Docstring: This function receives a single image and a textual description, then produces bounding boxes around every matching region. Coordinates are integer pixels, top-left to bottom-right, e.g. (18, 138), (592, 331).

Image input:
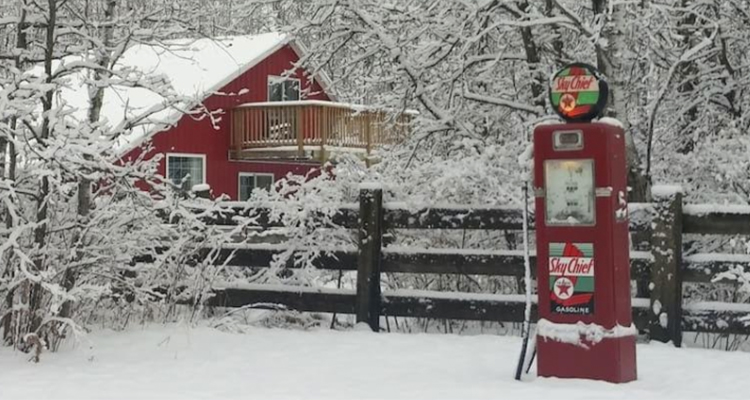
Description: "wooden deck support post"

(296, 106), (304, 158)
(649, 186), (683, 346)
(356, 184), (383, 331)
(364, 112), (372, 167)
(319, 106), (328, 162)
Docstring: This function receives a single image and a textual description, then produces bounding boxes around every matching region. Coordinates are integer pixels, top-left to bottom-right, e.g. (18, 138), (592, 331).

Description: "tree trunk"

(1, 0), (28, 345)
(517, 1), (545, 109)
(59, 0), (117, 326)
(26, 0), (60, 342)
(544, 0), (564, 66)
(592, 0), (650, 202)
(675, 0), (699, 154)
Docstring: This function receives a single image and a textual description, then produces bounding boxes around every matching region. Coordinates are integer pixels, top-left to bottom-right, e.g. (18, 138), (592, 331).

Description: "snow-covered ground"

(1, 324), (749, 399)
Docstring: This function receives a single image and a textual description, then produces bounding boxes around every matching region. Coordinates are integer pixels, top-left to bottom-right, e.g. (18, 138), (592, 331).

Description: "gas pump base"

(537, 335), (637, 383)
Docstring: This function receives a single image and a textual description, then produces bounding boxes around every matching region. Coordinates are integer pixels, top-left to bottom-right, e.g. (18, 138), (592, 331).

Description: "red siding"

(121, 44), (330, 200)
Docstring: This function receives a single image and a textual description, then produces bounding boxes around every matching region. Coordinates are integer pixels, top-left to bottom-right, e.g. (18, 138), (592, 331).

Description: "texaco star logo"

(554, 277), (574, 300)
(560, 93), (576, 113)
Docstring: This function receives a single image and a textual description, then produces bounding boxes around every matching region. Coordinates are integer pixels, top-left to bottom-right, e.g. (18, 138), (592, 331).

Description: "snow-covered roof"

(129, 33), (287, 94)
(45, 32), (293, 154)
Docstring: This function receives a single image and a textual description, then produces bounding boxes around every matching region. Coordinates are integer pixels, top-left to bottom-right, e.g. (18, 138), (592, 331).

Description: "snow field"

(1, 324), (749, 399)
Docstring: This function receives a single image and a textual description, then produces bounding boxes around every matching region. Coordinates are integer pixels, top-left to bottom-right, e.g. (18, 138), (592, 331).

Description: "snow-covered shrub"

(228, 139), (530, 333)
(0, 0), (236, 355)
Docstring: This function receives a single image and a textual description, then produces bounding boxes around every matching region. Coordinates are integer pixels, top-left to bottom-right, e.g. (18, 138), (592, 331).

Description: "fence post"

(649, 186), (683, 346)
(357, 184), (383, 331)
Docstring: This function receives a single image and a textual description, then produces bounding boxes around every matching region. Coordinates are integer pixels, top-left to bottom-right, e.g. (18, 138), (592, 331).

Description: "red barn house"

(106, 33), (405, 200)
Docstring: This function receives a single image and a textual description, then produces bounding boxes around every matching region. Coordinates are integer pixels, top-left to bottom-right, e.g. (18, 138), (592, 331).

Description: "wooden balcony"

(230, 100), (410, 161)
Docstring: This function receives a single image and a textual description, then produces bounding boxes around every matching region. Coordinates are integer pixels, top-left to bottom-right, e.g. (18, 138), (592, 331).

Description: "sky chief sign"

(549, 63), (609, 122)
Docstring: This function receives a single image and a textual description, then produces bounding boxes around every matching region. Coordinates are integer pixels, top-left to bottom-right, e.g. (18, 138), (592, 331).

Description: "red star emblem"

(560, 94), (576, 112)
(557, 281), (572, 296)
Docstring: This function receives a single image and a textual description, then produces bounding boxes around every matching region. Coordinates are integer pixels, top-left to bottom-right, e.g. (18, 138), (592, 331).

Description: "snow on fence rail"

(159, 188), (750, 344)
(172, 199), (655, 232)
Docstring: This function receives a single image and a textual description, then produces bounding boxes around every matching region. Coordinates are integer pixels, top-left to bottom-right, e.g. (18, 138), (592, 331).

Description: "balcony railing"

(230, 100), (410, 160)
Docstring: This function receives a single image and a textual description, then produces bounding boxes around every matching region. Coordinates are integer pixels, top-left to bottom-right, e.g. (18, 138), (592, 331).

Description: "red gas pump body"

(533, 122), (637, 383)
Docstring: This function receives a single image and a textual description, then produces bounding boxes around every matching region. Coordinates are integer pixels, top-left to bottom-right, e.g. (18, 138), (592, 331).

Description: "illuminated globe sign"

(550, 63), (609, 122)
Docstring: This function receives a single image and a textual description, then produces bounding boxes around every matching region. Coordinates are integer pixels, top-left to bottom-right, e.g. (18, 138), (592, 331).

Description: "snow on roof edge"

(115, 33), (293, 159)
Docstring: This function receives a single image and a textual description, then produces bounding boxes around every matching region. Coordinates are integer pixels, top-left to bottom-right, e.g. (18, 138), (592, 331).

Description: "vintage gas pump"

(533, 63), (637, 383)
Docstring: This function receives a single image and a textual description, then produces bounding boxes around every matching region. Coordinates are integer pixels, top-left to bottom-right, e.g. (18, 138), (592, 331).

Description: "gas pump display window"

(544, 159), (595, 226)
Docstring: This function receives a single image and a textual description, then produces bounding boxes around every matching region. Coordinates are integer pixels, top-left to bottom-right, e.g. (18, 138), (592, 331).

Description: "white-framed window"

(267, 75), (300, 102)
(238, 173), (274, 201)
(166, 153), (206, 191)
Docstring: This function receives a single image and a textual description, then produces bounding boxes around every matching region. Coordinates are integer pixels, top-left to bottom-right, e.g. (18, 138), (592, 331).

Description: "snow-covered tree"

(1, 0), (748, 343)
(0, 0), (234, 353)
(231, 0), (750, 207)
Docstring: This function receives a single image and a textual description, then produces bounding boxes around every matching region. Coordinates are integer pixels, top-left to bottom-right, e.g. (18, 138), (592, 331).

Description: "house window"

(166, 153), (206, 191)
(268, 76), (300, 102)
(238, 173), (274, 201)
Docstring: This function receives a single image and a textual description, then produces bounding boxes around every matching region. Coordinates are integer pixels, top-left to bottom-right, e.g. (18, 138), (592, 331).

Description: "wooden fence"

(180, 187), (750, 346)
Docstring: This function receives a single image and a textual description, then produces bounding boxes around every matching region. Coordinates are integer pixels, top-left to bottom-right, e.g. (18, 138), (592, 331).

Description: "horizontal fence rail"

(682, 204), (750, 235)
(142, 244), (738, 287)
(176, 201), (654, 232)
(200, 285), (746, 335)
(163, 188), (750, 342)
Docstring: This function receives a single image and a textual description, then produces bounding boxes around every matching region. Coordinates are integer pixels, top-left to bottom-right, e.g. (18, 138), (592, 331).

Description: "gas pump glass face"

(544, 159), (595, 226)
